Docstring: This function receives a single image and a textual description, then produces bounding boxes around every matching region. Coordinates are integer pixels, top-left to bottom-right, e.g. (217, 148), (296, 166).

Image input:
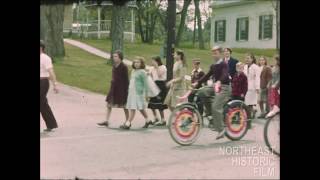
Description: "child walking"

(120, 57), (153, 130)
(147, 56), (168, 126)
(231, 62), (248, 101)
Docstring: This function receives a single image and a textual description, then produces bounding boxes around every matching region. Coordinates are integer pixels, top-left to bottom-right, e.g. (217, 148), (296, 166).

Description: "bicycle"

(263, 112), (280, 156)
(168, 86), (251, 146)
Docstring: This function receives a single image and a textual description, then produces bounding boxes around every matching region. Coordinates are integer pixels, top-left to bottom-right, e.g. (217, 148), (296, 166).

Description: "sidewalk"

(63, 38), (192, 80)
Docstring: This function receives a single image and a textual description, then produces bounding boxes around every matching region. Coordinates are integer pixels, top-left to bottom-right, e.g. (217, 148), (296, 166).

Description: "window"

(259, 15), (273, 40)
(236, 17), (249, 41)
(214, 20), (226, 42)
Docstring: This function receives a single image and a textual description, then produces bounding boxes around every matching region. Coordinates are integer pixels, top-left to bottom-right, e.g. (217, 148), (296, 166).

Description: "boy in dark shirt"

(192, 46), (231, 140)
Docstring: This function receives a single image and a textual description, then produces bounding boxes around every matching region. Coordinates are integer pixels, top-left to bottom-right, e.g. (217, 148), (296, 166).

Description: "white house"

(210, 0), (277, 49)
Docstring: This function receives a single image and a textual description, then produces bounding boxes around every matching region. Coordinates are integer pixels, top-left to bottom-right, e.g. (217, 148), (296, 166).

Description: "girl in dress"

(266, 55), (280, 118)
(120, 57), (153, 130)
(164, 50), (188, 112)
(244, 53), (261, 120)
(147, 56), (168, 126)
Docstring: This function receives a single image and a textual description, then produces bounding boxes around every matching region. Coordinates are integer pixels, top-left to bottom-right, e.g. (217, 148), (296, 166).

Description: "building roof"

(209, 0), (256, 9)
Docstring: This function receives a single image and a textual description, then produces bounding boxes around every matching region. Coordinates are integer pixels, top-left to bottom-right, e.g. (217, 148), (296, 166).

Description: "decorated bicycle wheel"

(224, 105), (249, 141)
(168, 104), (202, 146)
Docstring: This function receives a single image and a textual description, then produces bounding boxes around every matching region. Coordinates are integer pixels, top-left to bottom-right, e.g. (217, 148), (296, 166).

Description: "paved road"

(40, 83), (279, 179)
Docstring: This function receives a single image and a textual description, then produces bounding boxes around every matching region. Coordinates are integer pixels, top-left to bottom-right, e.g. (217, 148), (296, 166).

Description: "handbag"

(146, 75), (160, 98)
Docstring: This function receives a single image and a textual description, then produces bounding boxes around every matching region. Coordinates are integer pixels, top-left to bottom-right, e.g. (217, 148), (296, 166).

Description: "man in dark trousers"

(193, 46), (231, 140)
(40, 40), (59, 132)
(223, 47), (239, 80)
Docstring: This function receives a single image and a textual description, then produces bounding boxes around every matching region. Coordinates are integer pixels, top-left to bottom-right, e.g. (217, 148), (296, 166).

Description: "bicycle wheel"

(224, 102), (249, 141)
(168, 104), (203, 146)
(264, 114), (280, 156)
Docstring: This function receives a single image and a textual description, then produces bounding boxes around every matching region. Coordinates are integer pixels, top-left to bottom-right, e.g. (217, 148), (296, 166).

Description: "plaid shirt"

(231, 72), (248, 97)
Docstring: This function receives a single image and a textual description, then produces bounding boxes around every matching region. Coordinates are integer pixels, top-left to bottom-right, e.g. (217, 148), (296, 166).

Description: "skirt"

(268, 87), (280, 108)
(258, 88), (268, 102)
(148, 81), (168, 110)
(245, 89), (258, 105)
(126, 79), (147, 110)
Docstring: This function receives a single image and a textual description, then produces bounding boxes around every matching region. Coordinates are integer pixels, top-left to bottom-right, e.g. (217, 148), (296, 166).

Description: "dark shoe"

(97, 121), (109, 127)
(43, 128), (52, 132)
(155, 121), (166, 126)
(151, 118), (160, 125)
(216, 129), (225, 140)
(142, 121), (153, 128)
(247, 121), (252, 129)
(120, 122), (131, 130)
(257, 114), (265, 119)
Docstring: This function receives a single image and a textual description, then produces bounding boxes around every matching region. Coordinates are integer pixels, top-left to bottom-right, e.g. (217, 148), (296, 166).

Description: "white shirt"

(40, 53), (53, 78)
(149, 65), (167, 81)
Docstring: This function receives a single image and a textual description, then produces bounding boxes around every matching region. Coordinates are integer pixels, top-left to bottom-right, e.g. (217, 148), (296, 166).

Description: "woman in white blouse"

(244, 53), (261, 121)
(40, 40), (59, 132)
(147, 56), (168, 126)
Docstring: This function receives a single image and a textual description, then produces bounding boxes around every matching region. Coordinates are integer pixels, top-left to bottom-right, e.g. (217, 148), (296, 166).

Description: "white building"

(210, 0), (277, 49)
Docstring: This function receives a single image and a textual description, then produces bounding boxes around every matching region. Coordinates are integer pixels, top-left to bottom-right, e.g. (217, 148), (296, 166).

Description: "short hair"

(246, 53), (256, 64)
(113, 50), (123, 60)
(223, 47), (232, 54)
(192, 58), (201, 65)
(40, 40), (45, 49)
(132, 56), (146, 69)
(211, 46), (223, 53)
(236, 62), (243, 67)
(152, 56), (163, 66)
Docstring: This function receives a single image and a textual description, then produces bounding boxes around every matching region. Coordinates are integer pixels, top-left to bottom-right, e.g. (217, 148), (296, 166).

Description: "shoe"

(151, 118), (160, 125)
(120, 122), (131, 130)
(43, 128), (52, 132)
(97, 121), (109, 127)
(155, 121), (166, 126)
(142, 121), (153, 128)
(257, 113), (266, 119)
(252, 109), (257, 119)
(216, 129), (225, 140)
(208, 120), (215, 130)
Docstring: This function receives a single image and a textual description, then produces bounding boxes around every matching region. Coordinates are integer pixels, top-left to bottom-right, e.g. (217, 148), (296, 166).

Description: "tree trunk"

(194, 0), (204, 49)
(110, 4), (127, 62)
(175, 0), (191, 47)
(192, 12), (196, 47)
(40, 3), (65, 59)
(276, 0), (280, 53)
(166, 0), (176, 81)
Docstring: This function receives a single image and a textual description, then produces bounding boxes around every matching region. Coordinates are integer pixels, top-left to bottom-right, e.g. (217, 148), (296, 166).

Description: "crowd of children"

(97, 47), (280, 130)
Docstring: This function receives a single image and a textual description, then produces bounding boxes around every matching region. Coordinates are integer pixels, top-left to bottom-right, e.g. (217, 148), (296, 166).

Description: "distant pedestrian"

(244, 53), (260, 120)
(97, 50), (129, 127)
(164, 50), (188, 112)
(266, 55), (280, 118)
(223, 47), (239, 80)
(40, 40), (59, 132)
(257, 56), (272, 118)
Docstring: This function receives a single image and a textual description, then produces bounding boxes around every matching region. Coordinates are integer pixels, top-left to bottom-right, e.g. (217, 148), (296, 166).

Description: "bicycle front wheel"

(264, 114), (280, 156)
(168, 104), (203, 146)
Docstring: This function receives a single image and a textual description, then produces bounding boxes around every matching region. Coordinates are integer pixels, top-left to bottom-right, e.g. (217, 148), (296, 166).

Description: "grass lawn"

(54, 43), (114, 94)
(73, 38), (277, 73)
